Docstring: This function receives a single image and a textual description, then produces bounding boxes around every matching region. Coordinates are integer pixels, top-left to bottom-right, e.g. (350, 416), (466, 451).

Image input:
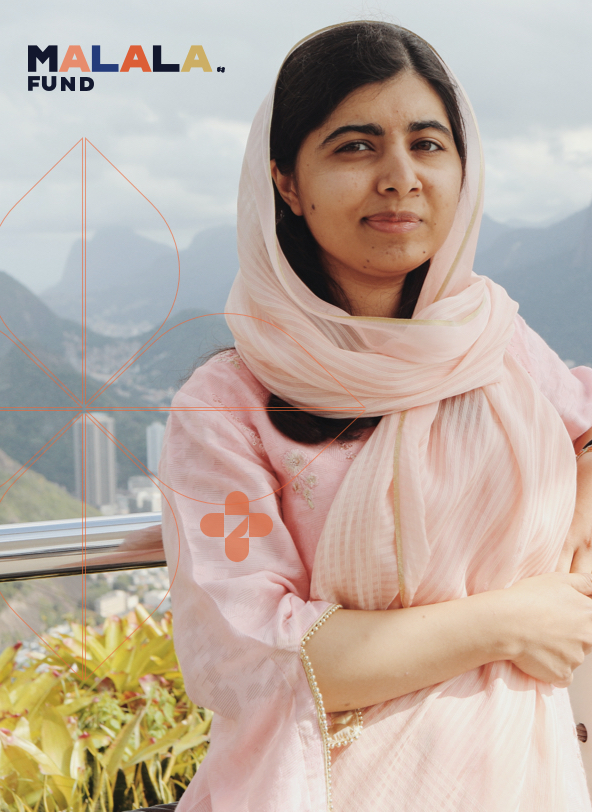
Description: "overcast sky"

(0, 0), (591, 292)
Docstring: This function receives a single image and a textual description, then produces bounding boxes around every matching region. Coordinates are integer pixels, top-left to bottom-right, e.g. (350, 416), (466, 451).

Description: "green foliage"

(0, 605), (211, 812)
(0, 453), (100, 525)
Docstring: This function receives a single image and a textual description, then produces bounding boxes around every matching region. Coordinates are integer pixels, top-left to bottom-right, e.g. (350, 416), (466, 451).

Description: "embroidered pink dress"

(159, 313), (592, 812)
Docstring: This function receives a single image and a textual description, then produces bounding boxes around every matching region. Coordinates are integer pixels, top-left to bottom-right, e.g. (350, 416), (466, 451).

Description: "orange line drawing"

(0, 139), (369, 681)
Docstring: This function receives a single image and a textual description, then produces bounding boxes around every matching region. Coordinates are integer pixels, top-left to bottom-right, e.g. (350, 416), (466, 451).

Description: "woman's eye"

(336, 141), (372, 153)
(413, 140), (442, 152)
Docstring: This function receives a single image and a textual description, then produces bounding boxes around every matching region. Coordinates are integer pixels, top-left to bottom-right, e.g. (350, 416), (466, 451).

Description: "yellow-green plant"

(0, 605), (212, 812)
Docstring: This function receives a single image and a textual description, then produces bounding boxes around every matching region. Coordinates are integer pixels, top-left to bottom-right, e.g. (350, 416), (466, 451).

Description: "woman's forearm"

(303, 590), (513, 713)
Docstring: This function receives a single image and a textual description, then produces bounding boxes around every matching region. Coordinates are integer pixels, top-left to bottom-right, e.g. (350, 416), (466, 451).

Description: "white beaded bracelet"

(300, 604), (364, 749)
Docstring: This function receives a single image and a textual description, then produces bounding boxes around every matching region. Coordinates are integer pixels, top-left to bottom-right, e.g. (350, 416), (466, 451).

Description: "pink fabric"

(223, 22), (575, 626)
(159, 328), (592, 812)
(157, 21), (592, 812)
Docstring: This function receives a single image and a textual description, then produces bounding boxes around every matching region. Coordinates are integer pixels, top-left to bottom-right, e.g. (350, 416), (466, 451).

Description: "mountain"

(473, 203), (592, 364)
(0, 271), (233, 494)
(40, 224), (239, 337)
(475, 214), (513, 256)
(0, 269), (120, 364)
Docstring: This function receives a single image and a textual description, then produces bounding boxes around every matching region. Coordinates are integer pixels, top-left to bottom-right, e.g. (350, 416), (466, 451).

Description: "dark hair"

(220, 22), (466, 444)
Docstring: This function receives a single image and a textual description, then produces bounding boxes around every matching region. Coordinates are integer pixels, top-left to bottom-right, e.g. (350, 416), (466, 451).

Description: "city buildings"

(147, 421), (166, 474)
(73, 413), (117, 512)
(72, 416), (166, 515)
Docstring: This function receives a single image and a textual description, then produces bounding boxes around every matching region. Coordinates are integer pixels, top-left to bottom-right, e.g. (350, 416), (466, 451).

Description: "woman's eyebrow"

(319, 123), (385, 148)
(408, 119), (453, 139)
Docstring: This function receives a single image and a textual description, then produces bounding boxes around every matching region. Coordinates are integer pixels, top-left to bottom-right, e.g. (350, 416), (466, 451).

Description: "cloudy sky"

(0, 0), (591, 292)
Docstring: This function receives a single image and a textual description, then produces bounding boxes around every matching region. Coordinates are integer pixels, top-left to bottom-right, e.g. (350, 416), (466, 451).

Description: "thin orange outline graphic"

(82, 138), (182, 405)
(0, 140), (371, 687)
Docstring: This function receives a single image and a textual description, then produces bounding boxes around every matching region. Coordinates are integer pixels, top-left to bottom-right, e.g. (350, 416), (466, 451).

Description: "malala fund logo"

(27, 45), (219, 92)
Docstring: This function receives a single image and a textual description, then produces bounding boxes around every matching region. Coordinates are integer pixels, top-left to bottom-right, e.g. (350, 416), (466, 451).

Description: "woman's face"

(271, 70), (464, 318)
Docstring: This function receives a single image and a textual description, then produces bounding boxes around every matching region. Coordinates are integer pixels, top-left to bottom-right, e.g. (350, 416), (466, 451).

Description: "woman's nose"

(377, 151), (421, 196)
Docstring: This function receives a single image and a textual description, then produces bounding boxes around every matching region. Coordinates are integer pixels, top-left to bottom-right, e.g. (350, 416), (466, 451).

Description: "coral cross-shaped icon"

(200, 491), (273, 562)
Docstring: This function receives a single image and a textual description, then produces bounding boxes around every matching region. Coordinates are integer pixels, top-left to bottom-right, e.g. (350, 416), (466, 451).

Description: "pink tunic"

(159, 313), (592, 812)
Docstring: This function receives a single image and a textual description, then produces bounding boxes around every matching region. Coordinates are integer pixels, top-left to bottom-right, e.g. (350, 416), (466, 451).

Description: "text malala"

(27, 45), (216, 92)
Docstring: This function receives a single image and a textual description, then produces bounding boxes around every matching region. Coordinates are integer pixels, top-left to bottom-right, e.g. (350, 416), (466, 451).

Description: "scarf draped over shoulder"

(225, 24), (577, 616)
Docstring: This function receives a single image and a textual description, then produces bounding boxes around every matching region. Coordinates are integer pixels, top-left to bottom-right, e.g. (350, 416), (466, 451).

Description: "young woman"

(159, 21), (592, 811)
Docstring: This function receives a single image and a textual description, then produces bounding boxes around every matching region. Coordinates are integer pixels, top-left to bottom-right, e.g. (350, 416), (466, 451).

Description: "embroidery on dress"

(281, 448), (319, 509)
(210, 348), (242, 370)
(336, 440), (358, 460)
(211, 393), (266, 456)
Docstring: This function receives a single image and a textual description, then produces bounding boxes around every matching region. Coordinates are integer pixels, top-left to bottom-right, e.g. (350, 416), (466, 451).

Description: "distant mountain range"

(1, 206), (591, 502)
(41, 224), (239, 337)
(38, 207), (592, 364)
(473, 204), (592, 365)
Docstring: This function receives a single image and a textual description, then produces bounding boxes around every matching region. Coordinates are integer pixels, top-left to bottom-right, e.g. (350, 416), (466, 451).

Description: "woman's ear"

(270, 159), (304, 216)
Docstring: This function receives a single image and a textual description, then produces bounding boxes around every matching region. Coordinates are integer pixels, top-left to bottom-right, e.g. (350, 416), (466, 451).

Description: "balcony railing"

(0, 513), (164, 582)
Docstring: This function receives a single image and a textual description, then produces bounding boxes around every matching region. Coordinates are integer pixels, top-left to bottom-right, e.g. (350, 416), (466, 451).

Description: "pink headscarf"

(225, 20), (577, 614)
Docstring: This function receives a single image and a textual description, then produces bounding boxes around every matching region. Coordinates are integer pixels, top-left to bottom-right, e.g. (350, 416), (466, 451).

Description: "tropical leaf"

(0, 643), (20, 684)
(53, 695), (96, 717)
(0, 604), (211, 812)
(11, 672), (61, 717)
(48, 775), (75, 808)
(122, 719), (193, 766)
(40, 710), (73, 777)
(70, 738), (87, 783)
(111, 768), (127, 812)
(140, 760), (160, 807)
(0, 726), (62, 776)
(101, 709), (144, 779)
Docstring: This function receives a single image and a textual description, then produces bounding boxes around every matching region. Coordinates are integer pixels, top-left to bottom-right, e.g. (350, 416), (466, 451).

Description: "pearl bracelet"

(300, 604), (364, 748)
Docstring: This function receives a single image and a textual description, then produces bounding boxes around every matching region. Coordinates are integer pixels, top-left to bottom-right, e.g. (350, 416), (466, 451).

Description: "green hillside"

(0, 447), (100, 524)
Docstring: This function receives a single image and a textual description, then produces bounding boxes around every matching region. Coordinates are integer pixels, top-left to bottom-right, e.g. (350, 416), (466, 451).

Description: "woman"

(159, 21), (592, 811)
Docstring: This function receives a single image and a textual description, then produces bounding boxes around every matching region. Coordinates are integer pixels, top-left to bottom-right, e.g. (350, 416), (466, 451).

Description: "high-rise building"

(128, 475), (162, 512)
(146, 421), (166, 474)
(73, 413), (117, 509)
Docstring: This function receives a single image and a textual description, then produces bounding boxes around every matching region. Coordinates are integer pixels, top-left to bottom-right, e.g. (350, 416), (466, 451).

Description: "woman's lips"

(363, 212), (422, 234)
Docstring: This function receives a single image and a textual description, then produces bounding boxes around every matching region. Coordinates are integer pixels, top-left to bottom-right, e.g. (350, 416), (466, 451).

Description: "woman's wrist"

(468, 588), (522, 663)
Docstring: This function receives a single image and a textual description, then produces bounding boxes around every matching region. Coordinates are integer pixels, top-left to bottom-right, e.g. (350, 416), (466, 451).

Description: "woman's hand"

(500, 571), (592, 687)
(556, 428), (592, 574)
